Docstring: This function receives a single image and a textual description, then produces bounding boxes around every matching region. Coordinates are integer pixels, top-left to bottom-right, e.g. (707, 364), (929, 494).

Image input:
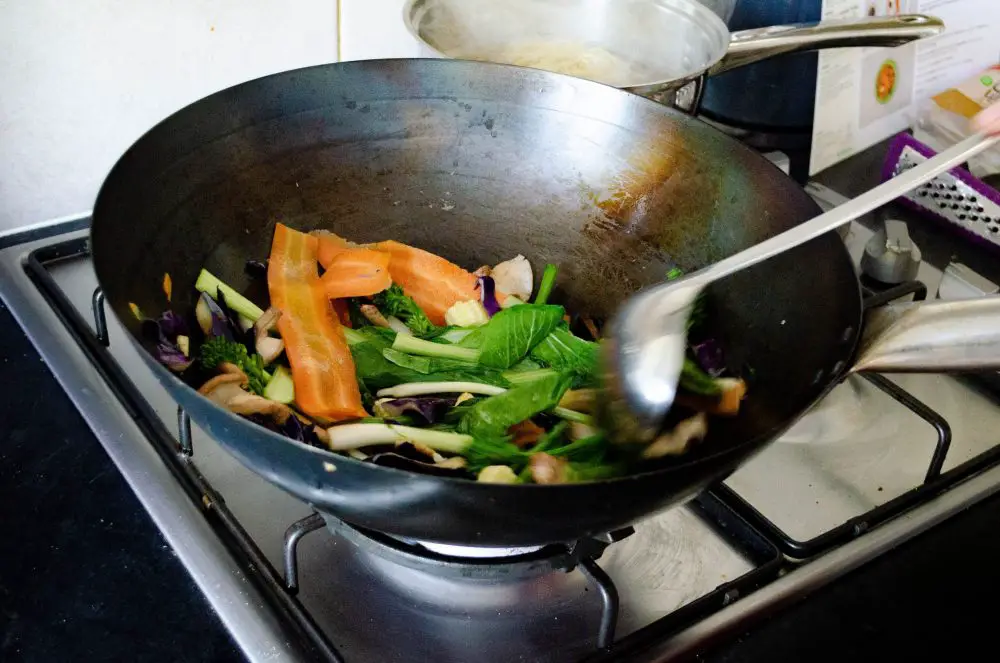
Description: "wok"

(90, 59), (924, 546)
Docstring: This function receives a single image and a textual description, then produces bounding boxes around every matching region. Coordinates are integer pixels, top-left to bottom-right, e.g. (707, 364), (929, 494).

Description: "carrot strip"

(315, 231), (352, 269)
(320, 247), (392, 299)
(376, 240), (491, 326)
(268, 223), (367, 421)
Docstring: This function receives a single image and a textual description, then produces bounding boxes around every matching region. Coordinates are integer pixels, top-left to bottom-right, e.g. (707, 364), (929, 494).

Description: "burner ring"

(319, 511), (630, 582)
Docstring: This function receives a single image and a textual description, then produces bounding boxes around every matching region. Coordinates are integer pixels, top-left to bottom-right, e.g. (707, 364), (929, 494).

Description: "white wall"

(339, 0), (421, 61)
(0, 0), (338, 231)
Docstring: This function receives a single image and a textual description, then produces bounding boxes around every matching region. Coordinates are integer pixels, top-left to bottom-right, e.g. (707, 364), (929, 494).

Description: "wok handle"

(709, 14), (944, 77)
(851, 297), (1000, 374)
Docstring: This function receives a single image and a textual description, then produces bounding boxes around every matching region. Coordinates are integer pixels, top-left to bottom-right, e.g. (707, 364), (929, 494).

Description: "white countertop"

(0, 0), (341, 231)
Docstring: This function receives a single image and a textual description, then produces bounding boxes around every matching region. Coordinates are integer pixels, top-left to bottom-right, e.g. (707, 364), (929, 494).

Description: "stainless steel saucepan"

(403, 0), (942, 110)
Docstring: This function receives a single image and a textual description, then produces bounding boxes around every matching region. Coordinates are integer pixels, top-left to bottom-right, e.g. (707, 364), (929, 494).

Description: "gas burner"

(403, 540), (545, 559)
(317, 511), (634, 581)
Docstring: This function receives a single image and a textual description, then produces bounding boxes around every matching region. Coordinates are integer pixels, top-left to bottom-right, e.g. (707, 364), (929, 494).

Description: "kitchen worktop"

(3, 293), (1000, 663)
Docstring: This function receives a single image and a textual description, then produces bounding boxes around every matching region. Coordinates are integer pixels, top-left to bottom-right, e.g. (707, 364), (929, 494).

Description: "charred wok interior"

(91, 59), (860, 545)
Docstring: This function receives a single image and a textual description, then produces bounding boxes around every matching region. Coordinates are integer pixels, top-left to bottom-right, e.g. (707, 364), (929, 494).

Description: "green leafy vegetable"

(382, 348), (431, 374)
(458, 371), (572, 439)
(372, 285), (439, 337)
(200, 336), (270, 395)
(544, 432), (608, 464)
(476, 304), (565, 369)
(529, 324), (599, 388)
(680, 357), (722, 396)
(349, 330), (506, 392)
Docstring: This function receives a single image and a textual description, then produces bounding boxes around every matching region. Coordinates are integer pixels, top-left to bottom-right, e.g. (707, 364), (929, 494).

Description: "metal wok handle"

(851, 297), (1000, 373)
(709, 14), (944, 77)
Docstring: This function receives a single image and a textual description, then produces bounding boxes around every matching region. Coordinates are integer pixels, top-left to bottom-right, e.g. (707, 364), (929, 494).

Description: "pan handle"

(850, 296), (1000, 374)
(708, 14), (944, 77)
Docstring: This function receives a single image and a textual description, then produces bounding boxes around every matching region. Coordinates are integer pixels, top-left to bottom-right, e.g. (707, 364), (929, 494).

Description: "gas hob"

(2, 196), (999, 662)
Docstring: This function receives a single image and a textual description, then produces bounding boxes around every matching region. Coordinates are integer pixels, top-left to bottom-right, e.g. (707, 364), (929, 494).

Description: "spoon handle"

(698, 132), (1000, 284)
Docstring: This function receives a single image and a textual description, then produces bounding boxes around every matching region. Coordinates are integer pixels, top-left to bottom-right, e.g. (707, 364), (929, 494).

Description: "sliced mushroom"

(508, 420), (546, 448)
(529, 453), (569, 485)
(253, 307), (285, 365)
(435, 456), (468, 470)
(313, 425), (331, 446)
(401, 440), (438, 460)
(569, 421), (598, 441)
(198, 364), (292, 425)
(360, 304), (391, 328)
(559, 389), (596, 413)
(642, 412), (709, 459)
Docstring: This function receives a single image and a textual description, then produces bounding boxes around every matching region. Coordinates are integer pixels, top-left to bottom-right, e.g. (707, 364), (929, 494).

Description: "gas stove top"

(3, 185), (1000, 662)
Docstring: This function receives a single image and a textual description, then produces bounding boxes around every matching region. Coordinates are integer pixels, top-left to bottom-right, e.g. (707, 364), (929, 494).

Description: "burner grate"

(712, 280), (1000, 559)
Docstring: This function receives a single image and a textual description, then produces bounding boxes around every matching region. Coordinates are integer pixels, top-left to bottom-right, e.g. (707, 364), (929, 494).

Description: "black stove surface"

(0, 299), (242, 663)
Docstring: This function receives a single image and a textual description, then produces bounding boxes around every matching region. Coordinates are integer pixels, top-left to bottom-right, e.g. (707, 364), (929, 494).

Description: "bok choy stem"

(195, 269), (265, 321)
(534, 264), (558, 305)
(392, 334), (481, 363)
(325, 423), (472, 452)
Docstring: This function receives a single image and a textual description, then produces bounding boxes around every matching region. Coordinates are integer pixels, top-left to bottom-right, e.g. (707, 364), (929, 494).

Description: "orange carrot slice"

(320, 247), (392, 300)
(375, 240), (488, 326)
(268, 223), (367, 421)
(315, 231), (351, 269)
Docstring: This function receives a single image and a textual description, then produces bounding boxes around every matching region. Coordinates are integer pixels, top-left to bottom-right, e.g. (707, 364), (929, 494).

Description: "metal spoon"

(602, 132), (1000, 443)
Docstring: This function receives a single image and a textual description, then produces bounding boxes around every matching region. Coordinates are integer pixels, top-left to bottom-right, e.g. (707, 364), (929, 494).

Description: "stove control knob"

(861, 219), (922, 284)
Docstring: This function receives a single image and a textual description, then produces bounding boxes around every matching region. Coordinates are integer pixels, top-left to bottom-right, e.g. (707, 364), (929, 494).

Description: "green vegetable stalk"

(195, 269), (264, 321)
(534, 264), (558, 305)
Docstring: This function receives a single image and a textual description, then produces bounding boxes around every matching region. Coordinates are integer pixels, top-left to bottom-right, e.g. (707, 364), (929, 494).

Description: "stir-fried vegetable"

(320, 247), (392, 299)
(376, 240), (493, 326)
(373, 284), (439, 337)
(200, 336), (271, 395)
(475, 304), (565, 369)
(268, 223), (367, 421)
(151, 223), (749, 485)
(457, 371), (571, 438)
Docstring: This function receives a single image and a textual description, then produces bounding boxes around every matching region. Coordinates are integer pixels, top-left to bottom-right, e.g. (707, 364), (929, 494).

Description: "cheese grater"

(882, 133), (1000, 251)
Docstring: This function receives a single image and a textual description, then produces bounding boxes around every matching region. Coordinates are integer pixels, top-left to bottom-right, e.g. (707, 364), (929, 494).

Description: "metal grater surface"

(885, 137), (1000, 250)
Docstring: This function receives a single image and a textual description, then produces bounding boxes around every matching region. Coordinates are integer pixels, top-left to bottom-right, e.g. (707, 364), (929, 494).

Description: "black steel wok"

(92, 59), (863, 546)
